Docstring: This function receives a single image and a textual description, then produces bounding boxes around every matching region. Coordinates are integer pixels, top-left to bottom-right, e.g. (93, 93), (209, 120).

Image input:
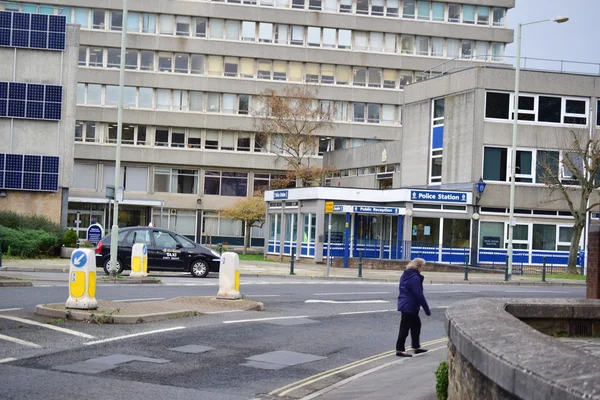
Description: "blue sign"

(411, 191), (467, 203)
(71, 250), (87, 268)
(482, 236), (501, 248)
(274, 190), (288, 200)
(353, 206), (400, 215)
(142, 244), (147, 255)
(476, 182), (487, 194)
(333, 205), (343, 212)
(87, 224), (103, 245)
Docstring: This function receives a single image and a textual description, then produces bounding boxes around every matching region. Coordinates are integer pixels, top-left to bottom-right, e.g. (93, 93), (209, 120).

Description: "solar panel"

(0, 82), (62, 121)
(43, 102), (61, 120)
(0, 100), (6, 117)
(11, 28), (29, 47)
(42, 156), (59, 173)
(0, 11), (11, 29)
(31, 14), (48, 31)
(41, 173), (58, 191)
(12, 13), (30, 30)
(45, 85), (61, 102)
(30, 30), (47, 48)
(0, 82), (6, 99)
(0, 11), (65, 51)
(23, 172), (40, 190)
(4, 171), (22, 189)
(8, 99), (25, 118)
(0, 28), (10, 46)
(6, 154), (23, 171)
(0, 153), (59, 191)
(25, 101), (44, 119)
(9, 82), (26, 99)
(48, 15), (65, 33)
(24, 155), (41, 172)
(27, 84), (44, 101)
(47, 32), (64, 50)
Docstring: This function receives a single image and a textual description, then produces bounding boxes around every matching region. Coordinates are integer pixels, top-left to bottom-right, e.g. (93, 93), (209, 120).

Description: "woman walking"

(396, 257), (431, 357)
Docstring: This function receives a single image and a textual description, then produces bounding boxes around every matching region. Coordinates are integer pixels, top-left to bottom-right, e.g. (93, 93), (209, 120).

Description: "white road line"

(306, 300), (389, 304)
(84, 326), (186, 346)
(223, 316), (309, 324)
(0, 308), (22, 312)
(0, 334), (41, 348)
(0, 315), (95, 339)
(433, 306), (450, 309)
(339, 309), (395, 315)
(0, 358), (18, 363)
(112, 298), (166, 302)
(428, 290), (478, 293)
(314, 292), (390, 296)
(246, 295), (280, 297)
(204, 310), (245, 314)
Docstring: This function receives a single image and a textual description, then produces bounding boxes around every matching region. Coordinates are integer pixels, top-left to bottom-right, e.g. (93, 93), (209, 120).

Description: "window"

(403, 0), (415, 18)
(323, 28), (336, 48)
(292, 0), (305, 9)
(159, 14), (174, 34)
(356, 0), (368, 14)
(557, 226), (573, 251)
(536, 150), (559, 184)
(492, 43), (504, 61)
(171, 130), (185, 147)
(386, 0), (399, 16)
(210, 19), (224, 39)
(562, 152), (584, 183)
(564, 99), (587, 125)
(479, 222), (504, 248)
(289, 62), (303, 82)
(367, 104), (380, 123)
(274, 61), (287, 80)
(89, 47), (104, 67)
(139, 88), (153, 108)
(513, 95), (536, 121)
(240, 58), (255, 78)
(154, 169), (198, 194)
(174, 53), (189, 73)
(321, 64), (334, 84)
(307, 27), (320, 47)
(176, 16), (191, 36)
(340, 0), (352, 13)
(191, 54), (205, 74)
(482, 146), (510, 182)
(205, 130), (219, 149)
(204, 171), (248, 196)
(416, 36), (429, 56)
(291, 26), (304, 45)
(384, 33), (396, 52)
(155, 128), (169, 147)
(309, 0), (322, 10)
(305, 63), (319, 82)
(208, 56), (224, 76)
(538, 96), (561, 123)
(463, 5), (475, 24)
(221, 132), (235, 150)
(370, 32), (384, 52)
(476, 41), (488, 61)
(140, 51), (154, 71)
(401, 35), (414, 54)
(125, 50), (138, 69)
(417, 1), (430, 20)
(258, 23), (273, 43)
(158, 52), (173, 72)
(189, 91), (204, 112)
(92, 9), (105, 29)
(207, 93), (221, 112)
(226, 20), (239, 40)
(238, 95), (250, 115)
(372, 0), (384, 15)
(338, 29), (351, 49)
(224, 57), (239, 77)
(188, 129), (202, 148)
(324, 0), (337, 11)
(493, 8), (505, 26)
(533, 225), (556, 251)
(515, 150), (533, 182)
(368, 68), (382, 87)
(382, 104), (395, 124)
(485, 92), (510, 119)
(237, 133), (251, 151)
(461, 40), (473, 59)
(107, 48), (120, 68)
(173, 90), (188, 111)
(223, 94), (236, 114)
(87, 84), (102, 105)
(193, 17), (207, 37)
(127, 12), (140, 32)
(432, 2), (444, 21)
(110, 10), (123, 31)
(353, 67), (366, 86)
(399, 71), (413, 88)
(142, 13), (157, 33)
(477, 6), (489, 25)
(355, 32), (368, 51)
(353, 103), (365, 122)
(275, 24), (288, 44)
(383, 69), (396, 88)
(432, 37), (444, 57)
(242, 21), (256, 41)
(75, 8), (89, 29)
(258, 60), (272, 79)
(157, 89), (171, 110)
(447, 39), (459, 58)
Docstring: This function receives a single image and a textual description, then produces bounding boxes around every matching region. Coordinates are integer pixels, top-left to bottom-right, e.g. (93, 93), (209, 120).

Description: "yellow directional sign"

(325, 201), (334, 213)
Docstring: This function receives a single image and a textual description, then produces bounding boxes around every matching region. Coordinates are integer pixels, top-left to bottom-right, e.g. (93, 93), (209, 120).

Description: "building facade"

(0, 6), (78, 225)
(0, 0), (514, 244)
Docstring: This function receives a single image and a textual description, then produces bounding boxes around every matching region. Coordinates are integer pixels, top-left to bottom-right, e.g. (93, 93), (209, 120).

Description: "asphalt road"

(0, 275), (586, 400)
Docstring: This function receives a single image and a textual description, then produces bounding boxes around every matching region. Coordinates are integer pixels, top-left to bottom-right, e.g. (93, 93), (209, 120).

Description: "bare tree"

(537, 130), (600, 274)
(253, 85), (335, 187)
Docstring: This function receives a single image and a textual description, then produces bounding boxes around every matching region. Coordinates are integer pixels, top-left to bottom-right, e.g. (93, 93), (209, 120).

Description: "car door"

(174, 234), (199, 270)
(124, 229), (152, 267)
(151, 230), (184, 270)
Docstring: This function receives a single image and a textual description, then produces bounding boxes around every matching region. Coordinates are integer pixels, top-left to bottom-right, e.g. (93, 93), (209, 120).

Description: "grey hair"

(406, 258), (426, 270)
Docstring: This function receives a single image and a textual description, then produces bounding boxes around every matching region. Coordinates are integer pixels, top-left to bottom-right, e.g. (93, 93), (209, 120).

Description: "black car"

(95, 227), (221, 278)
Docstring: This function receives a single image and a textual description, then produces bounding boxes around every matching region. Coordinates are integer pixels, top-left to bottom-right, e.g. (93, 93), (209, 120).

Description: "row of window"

(335, 164), (400, 177)
(75, 85), (402, 125)
(75, 122), (380, 154)
(73, 162), (283, 197)
(485, 91), (589, 126)
(79, 48), (423, 89)
(6, 1), (506, 29)
(480, 221), (573, 252)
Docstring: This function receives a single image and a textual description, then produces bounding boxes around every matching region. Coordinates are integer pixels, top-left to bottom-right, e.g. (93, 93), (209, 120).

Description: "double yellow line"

(269, 337), (448, 397)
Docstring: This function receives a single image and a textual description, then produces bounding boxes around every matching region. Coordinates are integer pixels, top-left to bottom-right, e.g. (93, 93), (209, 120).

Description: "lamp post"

(506, 16), (568, 280)
(108, 0), (129, 276)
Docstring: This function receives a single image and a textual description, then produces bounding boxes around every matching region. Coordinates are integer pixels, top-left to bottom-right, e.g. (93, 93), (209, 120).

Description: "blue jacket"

(397, 268), (431, 315)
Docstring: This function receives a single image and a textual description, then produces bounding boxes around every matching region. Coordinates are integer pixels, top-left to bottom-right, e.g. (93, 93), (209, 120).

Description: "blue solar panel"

(9, 82), (26, 99)
(30, 30), (47, 48)
(43, 102), (61, 120)
(0, 28), (10, 46)
(0, 12), (11, 29)
(48, 15), (65, 33)
(6, 154), (23, 171)
(26, 101), (43, 119)
(0, 100), (6, 117)
(24, 155), (41, 172)
(23, 172), (40, 190)
(12, 13), (30, 30)
(8, 99), (25, 118)
(47, 32), (64, 50)
(27, 84), (44, 101)
(4, 171), (22, 189)
(0, 154), (4, 170)
(41, 173), (58, 191)
(11, 28), (29, 47)
(44, 85), (61, 102)
(0, 171), (3, 189)
(42, 156), (59, 173)
(0, 82), (6, 99)
(31, 14), (48, 31)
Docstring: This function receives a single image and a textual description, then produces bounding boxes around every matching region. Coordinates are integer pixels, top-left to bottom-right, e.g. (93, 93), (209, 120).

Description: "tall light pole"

(506, 16), (569, 280)
(108, 0), (129, 276)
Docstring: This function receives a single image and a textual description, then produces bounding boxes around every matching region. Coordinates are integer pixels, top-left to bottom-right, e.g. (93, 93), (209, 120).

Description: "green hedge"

(0, 211), (65, 257)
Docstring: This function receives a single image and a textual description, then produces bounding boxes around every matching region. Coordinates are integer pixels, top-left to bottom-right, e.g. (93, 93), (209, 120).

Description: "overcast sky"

(505, 0), (600, 72)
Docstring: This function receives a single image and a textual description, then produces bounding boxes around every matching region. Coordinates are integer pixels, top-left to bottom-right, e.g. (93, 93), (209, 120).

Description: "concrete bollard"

(129, 243), (148, 278)
(66, 248), (98, 309)
(217, 252), (241, 300)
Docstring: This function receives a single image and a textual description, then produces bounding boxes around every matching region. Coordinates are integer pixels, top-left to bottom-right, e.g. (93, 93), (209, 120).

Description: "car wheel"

(103, 257), (124, 276)
(190, 259), (210, 278)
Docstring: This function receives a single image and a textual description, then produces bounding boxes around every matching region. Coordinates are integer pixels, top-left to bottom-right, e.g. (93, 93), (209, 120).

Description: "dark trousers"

(396, 312), (421, 352)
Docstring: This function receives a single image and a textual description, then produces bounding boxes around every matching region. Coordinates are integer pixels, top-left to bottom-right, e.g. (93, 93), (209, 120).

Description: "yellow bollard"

(65, 249), (98, 309)
(130, 243), (148, 278)
(217, 252), (241, 300)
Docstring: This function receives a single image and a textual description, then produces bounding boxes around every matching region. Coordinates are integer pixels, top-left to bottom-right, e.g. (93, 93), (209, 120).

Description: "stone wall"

(0, 191), (63, 224)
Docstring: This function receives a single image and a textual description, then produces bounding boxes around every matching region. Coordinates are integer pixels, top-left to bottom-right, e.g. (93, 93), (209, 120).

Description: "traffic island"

(0, 275), (33, 287)
(99, 275), (161, 285)
(36, 296), (265, 324)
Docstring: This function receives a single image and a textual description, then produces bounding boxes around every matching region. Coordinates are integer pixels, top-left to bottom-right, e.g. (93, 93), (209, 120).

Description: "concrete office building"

(0, 6), (78, 225)
(0, 0), (514, 243)
(265, 66), (600, 267)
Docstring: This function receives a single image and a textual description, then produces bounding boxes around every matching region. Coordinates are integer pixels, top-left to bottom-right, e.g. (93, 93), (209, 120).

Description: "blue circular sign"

(71, 250), (87, 268)
(142, 245), (147, 255)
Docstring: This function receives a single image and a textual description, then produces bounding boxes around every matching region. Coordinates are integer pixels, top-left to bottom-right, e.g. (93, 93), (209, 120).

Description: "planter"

(60, 247), (76, 259)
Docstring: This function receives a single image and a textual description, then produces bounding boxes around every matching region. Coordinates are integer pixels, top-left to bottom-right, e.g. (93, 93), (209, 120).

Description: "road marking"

(0, 358), (18, 363)
(223, 316), (309, 324)
(270, 337), (448, 397)
(298, 345), (448, 400)
(112, 298), (166, 302)
(246, 295), (280, 297)
(0, 334), (41, 348)
(433, 306), (449, 309)
(84, 326), (186, 346)
(205, 310), (245, 314)
(0, 308), (22, 312)
(0, 315), (95, 339)
(306, 300), (389, 304)
(314, 292), (390, 296)
(339, 309), (395, 315)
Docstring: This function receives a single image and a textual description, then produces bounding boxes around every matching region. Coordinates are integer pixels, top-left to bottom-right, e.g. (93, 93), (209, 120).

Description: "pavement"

(0, 257), (587, 400)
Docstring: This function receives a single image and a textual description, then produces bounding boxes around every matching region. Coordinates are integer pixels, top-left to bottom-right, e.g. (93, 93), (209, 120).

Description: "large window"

(154, 168), (198, 194)
(204, 171), (248, 197)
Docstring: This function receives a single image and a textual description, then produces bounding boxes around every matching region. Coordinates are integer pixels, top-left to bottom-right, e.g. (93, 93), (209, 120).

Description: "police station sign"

(411, 190), (467, 203)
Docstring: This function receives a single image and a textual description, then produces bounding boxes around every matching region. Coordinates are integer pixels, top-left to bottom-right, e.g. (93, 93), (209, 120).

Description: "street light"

(506, 16), (568, 280)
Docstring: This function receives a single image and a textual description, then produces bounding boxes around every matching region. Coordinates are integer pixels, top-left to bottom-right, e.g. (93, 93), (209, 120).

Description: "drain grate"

(570, 321), (592, 336)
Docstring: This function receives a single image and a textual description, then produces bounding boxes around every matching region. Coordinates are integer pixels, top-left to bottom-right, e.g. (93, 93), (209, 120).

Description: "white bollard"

(66, 248), (98, 309)
(130, 243), (148, 278)
(217, 252), (241, 300)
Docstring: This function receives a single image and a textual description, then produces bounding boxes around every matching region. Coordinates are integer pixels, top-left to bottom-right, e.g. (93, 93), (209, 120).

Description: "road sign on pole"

(325, 201), (334, 213)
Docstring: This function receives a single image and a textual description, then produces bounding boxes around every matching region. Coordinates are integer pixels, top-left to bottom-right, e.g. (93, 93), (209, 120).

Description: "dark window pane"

(538, 96), (561, 123)
(221, 176), (248, 196)
(485, 92), (509, 119)
(566, 99), (586, 114)
(533, 224), (556, 250)
(518, 95), (534, 111)
(536, 150), (559, 183)
(204, 176), (220, 195)
(483, 147), (507, 181)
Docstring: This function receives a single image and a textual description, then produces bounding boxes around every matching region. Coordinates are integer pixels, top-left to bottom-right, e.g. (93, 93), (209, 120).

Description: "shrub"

(0, 226), (59, 257)
(435, 361), (449, 400)
(0, 211), (65, 256)
(63, 229), (79, 247)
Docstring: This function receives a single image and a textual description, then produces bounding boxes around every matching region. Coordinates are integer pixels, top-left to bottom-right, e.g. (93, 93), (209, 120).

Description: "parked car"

(95, 227), (221, 278)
